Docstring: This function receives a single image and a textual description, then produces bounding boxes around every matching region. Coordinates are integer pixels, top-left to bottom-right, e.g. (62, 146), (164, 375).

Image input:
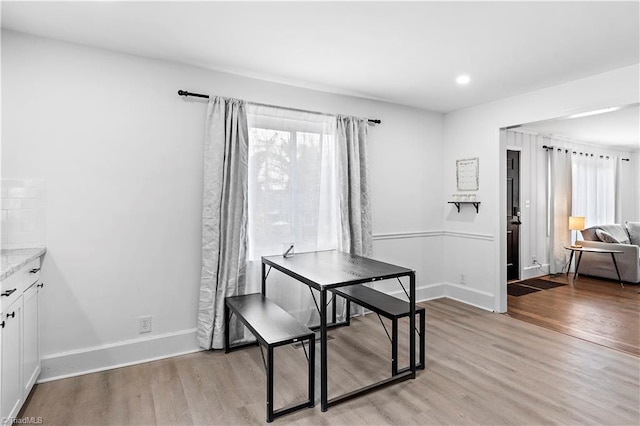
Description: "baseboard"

(444, 283), (494, 312)
(38, 328), (201, 383)
(36, 283), (486, 383)
(382, 282), (447, 303)
(366, 282), (492, 311)
(522, 264), (550, 280)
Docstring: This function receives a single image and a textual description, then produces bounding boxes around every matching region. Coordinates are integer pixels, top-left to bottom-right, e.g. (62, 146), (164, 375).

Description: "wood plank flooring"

(508, 274), (640, 356)
(20, 299), (639, 425)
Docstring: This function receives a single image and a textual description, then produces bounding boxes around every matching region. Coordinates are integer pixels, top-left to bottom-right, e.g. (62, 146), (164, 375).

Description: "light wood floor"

(508, 274), (640, 356)
(21, 298), (639, 425)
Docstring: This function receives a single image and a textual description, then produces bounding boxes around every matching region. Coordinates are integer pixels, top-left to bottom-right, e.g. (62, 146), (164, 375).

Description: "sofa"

(578, 222), (640, 284)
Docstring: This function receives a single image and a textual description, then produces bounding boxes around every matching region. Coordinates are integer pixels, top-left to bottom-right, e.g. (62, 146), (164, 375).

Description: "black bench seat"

(225, 293), (315, 422)
(331, 284), (425, 375)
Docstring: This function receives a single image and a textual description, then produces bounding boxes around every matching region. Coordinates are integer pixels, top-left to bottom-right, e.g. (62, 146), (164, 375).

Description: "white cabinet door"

(1, 296), (23, 421)
(22, 282), (40, 397)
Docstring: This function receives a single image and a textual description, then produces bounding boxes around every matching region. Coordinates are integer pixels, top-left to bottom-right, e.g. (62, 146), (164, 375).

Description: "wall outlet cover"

(139, 316), (152, 334)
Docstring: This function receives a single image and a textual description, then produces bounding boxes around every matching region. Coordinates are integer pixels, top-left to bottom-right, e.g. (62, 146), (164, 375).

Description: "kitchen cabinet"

(22, 282), (41, 396)
(1, 296), (23, 421)
(0, 250), (44, 420)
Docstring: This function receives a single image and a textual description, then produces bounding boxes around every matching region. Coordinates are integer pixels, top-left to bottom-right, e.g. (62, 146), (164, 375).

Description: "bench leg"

(392, 319), (398, 376)
(418, 309), (425, 370)
(267, 345), (274, 423)
(394, 309), (426, 375)
(308, 335), (315, 407)
(332, 294), (337, 324)
(224, 302), (230, 353)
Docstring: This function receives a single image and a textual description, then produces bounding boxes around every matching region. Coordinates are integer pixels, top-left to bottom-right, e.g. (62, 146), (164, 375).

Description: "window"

(245, 105), (339, 323)
(247, 106), (339, 260)
(571, 154), (615, 227)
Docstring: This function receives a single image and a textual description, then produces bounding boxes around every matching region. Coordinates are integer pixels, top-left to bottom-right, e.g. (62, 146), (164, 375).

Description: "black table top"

(262, 250), (413, 288)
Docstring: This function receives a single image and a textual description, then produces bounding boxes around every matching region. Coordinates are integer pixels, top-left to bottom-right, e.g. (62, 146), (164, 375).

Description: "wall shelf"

(448, 201), (481, 213)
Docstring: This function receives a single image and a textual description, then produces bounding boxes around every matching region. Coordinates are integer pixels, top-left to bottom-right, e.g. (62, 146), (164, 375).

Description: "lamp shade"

(569, 216), (586, 231)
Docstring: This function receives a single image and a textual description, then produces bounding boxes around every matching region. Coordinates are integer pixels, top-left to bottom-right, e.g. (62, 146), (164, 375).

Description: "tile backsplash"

(1, 180), (46, 249)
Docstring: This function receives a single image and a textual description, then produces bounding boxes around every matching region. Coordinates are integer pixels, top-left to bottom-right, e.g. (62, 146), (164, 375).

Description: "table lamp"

(569, 216), (585, 248)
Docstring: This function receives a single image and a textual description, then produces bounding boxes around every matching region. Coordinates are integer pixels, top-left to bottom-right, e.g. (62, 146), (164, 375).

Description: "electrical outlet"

(139, 316), (152, 334)
(460, 274), (466, 284)
(532, 255), (537, 264)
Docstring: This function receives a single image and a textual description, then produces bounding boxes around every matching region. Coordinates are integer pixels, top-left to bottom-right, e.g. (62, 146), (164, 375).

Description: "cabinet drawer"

(1, 258), (40, 313)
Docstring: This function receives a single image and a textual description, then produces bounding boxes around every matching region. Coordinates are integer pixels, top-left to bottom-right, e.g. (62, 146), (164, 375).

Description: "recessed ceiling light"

(456, 75), (471, 85)
(568, 107), (621, 119)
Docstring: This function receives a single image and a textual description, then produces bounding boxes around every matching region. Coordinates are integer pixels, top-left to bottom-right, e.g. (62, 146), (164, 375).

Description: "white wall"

(620, 151), (640, 223)
(443, 64), (640, 312)
(1, 30), (444, 380)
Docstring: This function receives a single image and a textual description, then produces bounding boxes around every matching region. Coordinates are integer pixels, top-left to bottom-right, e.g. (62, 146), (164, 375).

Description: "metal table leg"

(573, 251), (584, 280)
(320, 288), (328, 412)
(409, 272), (416, 377)
(566, 250), (575, 276)
(610, 253), (624, 288)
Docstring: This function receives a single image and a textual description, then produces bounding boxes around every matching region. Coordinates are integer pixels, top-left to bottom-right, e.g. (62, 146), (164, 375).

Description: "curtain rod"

(177, 90), (381, 125)
(542, 145), (630, 161)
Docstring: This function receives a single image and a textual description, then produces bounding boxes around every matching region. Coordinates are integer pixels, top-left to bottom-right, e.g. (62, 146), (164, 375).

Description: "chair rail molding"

(372, 230), (444, 241)
(444, 230), (494, 241)
(372, 230), (494, 241)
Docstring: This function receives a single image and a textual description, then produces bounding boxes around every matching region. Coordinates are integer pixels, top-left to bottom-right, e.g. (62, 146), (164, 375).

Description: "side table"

(564, 246), (625, 287)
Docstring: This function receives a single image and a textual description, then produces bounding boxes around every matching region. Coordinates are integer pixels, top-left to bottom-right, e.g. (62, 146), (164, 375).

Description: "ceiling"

(519, 105), (640, 152)
(1, 1), (639, 113)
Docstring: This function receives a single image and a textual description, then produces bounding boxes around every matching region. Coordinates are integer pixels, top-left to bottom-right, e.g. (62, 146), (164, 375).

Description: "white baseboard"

(383, 282), (447, 303)
(370, 282), (492, 311)
(37, 282), (488, 383)
(39, 328), (201, 383)
(444, 283), (494, 312)
(522, 264), (550, 280)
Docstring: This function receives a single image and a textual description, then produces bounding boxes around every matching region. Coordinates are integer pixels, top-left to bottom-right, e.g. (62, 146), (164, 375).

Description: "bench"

(224, 293), (315, 423)
(331, 284), (425, 375)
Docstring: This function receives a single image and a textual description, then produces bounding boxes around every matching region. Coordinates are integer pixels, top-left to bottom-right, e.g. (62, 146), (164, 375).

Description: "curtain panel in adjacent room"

(197, 97), (249, 350)
(548, 148), (572, 274)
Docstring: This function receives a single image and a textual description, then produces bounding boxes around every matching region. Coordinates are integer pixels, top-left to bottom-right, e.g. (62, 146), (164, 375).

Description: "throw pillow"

(596, 229), (624, 244)
(580, 227), (599, 241)
(598, 224), (630, 244)
(625, 221), (640, 246)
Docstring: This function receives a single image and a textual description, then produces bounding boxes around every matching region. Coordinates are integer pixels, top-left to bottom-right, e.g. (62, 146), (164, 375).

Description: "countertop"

(1, 247), (47, 282)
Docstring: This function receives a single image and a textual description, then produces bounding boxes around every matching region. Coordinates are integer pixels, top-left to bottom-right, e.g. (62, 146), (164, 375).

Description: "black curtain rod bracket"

(178, 89), (381, 125)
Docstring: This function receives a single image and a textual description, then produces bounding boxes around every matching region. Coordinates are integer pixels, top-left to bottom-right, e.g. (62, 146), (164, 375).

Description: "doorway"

(506, 150), (521, 281)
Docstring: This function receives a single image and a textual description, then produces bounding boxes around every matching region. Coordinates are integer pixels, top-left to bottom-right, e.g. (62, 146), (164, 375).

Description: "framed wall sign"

(456, 157), (479, 191)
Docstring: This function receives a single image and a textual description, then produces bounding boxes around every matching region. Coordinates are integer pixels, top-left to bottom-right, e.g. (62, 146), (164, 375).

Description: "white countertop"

(1, 247), (47, 282)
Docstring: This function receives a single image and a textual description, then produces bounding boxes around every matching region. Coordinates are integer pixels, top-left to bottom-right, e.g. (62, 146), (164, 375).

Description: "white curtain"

(571, 153), (616, 227)
(337, 116), (373, 257)
(246, 105), (339, 326)
(548, 148), (572, 274)
(198, 97), (248, 350)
